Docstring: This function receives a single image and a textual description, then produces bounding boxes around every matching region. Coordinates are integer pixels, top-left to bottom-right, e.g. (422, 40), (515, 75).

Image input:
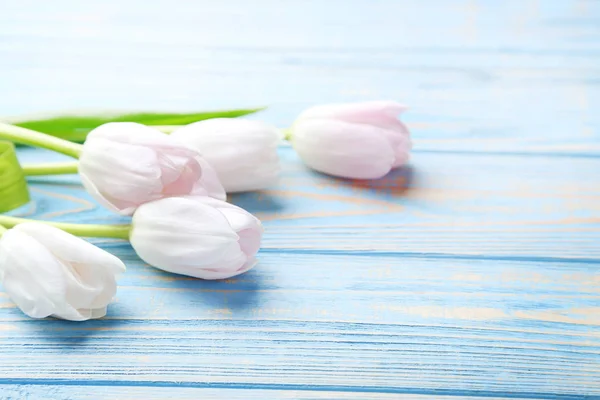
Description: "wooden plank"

(0, 253), (598, 396)
(0, 386), (520, 400)
(1, 1), (599, 399)
(14, 146), (600, 260)
(0, 0), (599, 154)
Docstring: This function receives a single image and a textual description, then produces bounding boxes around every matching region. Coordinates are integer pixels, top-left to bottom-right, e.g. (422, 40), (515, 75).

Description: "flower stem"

(0, 216), (131, 240)
(0, 123), (83, 159)
(0, 141), (31, 212)
(282, 128), (293, 141)
(0, 224), (7, 237)
(22, 161), (79, 176)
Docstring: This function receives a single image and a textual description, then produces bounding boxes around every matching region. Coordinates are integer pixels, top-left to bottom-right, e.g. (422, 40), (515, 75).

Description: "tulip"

(290, 101), (411, 179)
(171, 118), (281, 192)
(130, 197), (262, 279)
(0, 222), (125, 321)
(79, 122), (226, 215)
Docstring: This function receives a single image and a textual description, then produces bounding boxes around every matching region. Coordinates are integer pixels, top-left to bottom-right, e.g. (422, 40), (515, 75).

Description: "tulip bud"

(79, 122), (226, 215)
(0, 223), (125, 321)
(130, 197), (262, 279)
(291, 101), (411, 179)
(171, 118), (281, 193)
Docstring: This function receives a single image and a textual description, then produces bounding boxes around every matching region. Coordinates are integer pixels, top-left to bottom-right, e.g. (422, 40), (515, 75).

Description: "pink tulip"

(130, 196), (262, 280)
(291, 101), (411, 179)
(171, 118), (281, 193)
(79, 122), (225, 215)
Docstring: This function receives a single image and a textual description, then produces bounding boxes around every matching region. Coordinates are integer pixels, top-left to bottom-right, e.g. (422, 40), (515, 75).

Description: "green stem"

(0, 141), (31, 212)
(0, 224), (7, 237)
(0, 123), (83, 159)
(0, 216), (131, 240)
(282, 128), (293, 141)
(22, 161), (79, 176)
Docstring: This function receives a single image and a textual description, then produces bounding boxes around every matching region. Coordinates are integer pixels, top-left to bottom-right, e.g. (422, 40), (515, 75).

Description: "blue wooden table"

(1, 1), (600, 399)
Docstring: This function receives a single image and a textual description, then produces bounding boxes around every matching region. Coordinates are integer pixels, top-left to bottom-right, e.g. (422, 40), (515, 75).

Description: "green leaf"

(3, 107), (265, 143)
(0, 141), (30, 212)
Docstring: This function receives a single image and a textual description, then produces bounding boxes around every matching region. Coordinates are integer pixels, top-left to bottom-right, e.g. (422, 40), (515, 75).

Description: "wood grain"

(0, 386), (523, 400)
(0, 253), (598, 397)
(1, 0), (600, 154)
(1, 0), (599, 399)
(14, 147), (600, 260)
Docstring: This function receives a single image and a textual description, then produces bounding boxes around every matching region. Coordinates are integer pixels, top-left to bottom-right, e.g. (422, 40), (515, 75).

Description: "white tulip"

(130, 196), (262, 279)
(0, 223), (125, 321)
(291, 101), (411, 179)
(79, 122), (226, 215)
(171, 118), (280, 192)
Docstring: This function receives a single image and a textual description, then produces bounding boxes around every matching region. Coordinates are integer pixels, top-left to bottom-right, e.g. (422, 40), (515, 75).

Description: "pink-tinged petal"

(237, 228), (262, 259)
(392, 134), (412, 168)
(80, 122), (226, 214)
(171, 119), (281, 193)
(297, 101), (407, 128)
(219, 207), (263, 258)
(131, 198), (238, 272)
(190, 157), (227, 201)
(293, 119), (395, 179)
(79, 136), (163, 214)
(193, 256), (257, 280)
(158, 150), (203, 195)
(79, 170), (133, 214)
(130, 197), (261, 280)
(87, 122), (173, 146)
(375, 119), (411, 148)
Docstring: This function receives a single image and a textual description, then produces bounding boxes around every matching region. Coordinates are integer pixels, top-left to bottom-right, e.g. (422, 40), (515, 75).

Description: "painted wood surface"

(0, 387), (523, 400)
(1, 0), (599, 399)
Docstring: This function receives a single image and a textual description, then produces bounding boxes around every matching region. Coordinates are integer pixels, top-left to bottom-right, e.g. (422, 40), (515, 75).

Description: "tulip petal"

(0, 223), (123, 321)
(158, 149), (203, 195)
(0, 229), (67, 318)
(130, 197), (262, 279)
(79, 137), (163, 214)
(13, 223), (126, 275)
(297, 101), (407, 128)
(80, 122), (221, 214)
(172, 119), (281, 193)
(190, 157), (227, 201)
(293, 119), (396, 179)
(392, 133), (412, 168)
(79, 171), (128, 214)
(219, 207), (263, 258)
(131, 198), (238, 273)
